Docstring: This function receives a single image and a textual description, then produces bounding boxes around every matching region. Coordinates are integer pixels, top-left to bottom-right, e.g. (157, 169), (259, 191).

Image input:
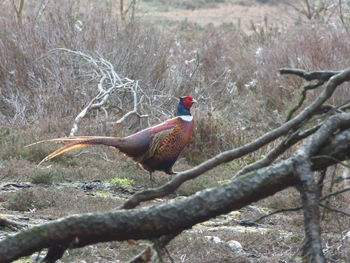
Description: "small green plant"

(31, 170), (55, 185)
(106, 177), (134, 185)
(217, 179), (230, 184)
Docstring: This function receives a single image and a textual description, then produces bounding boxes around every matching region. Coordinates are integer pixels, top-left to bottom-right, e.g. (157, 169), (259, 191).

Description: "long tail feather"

(38, 143), (90, 165)
(25, 136), (116, 148)
(30, 136), (121, 165)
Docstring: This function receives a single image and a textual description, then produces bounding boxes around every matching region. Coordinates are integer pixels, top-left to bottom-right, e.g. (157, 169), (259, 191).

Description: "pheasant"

(31, 96), (196, 181)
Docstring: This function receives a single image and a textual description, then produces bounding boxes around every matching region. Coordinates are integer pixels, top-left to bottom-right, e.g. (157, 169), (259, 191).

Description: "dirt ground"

(142, 2), (296, 31)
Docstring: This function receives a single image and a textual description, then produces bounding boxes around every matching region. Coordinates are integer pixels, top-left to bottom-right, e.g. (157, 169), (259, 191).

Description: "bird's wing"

(147, 128), (175, 159)
(117, 125), (174, 160)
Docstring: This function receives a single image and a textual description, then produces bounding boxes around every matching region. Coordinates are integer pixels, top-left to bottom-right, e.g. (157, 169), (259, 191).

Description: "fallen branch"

(294, 156), (325, 263)
(253, 113), (350, 227)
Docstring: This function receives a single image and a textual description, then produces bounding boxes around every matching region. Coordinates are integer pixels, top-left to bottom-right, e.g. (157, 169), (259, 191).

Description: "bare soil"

(143, 2), (295, 31)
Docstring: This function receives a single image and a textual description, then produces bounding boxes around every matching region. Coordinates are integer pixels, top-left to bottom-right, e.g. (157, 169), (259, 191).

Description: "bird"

(30, 96), (196, 181)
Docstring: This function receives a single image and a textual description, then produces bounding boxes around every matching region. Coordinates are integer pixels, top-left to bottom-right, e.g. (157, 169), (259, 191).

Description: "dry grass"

(3, 186), (125, 217)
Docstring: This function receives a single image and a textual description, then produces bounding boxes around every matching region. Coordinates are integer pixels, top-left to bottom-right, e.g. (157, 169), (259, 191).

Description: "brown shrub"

(1, 1), (349, 134)
(5, 188), (56, 211)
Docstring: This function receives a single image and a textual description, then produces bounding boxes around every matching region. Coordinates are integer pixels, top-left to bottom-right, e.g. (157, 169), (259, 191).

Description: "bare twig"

(285, 88), (308, 122)
(128, 246), (152, 263)
(320, 186), (350, 201)
(235, 125), (319, 177)
(320, 203), (350, 217)
(312, 156), (350, 169)
(114, 82), (149, 125)
(285, 79), (325, 122)
(254, 185), (350, 223)
(253, 206), (302, 223)
(50, 48), (148, 136)
(189, 51), (200, 80)
(33, 0), (49, 23)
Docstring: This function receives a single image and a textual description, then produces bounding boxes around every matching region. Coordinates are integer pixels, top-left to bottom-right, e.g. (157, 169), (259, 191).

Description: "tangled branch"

(51, 48), (148, 136)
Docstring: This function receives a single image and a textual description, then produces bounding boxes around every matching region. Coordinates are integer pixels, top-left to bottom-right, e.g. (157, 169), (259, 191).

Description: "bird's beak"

(192, 99), (198, 104)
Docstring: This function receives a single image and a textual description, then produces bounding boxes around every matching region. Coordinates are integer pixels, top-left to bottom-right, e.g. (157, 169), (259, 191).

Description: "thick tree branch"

(279, 68), (340, 81)
(295, 156), (325, 263)
(292, 112), (350, 263)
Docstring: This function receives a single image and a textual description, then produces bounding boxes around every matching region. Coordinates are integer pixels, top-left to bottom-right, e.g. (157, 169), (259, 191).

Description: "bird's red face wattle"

(182, 96), (195, 109)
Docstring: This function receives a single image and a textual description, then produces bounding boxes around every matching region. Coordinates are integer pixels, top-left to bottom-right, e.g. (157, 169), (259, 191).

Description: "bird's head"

(177, 96), (197, 116)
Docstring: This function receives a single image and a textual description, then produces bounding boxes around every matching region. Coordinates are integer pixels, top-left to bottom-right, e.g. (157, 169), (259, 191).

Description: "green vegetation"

(30, 170), (55, 185)
(0, 127), (47, 162)
(106, 177), (134, 185)
(0, 127), (76, 166)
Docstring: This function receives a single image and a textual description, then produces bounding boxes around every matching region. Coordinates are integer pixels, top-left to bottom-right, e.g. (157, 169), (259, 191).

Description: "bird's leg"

(149, 172), (154, 182)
